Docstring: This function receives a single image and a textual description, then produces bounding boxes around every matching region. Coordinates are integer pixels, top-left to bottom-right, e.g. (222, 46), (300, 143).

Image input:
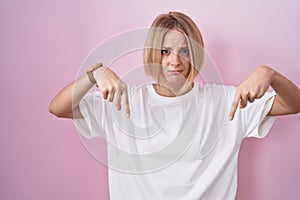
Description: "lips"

(168, 69), (183, 75)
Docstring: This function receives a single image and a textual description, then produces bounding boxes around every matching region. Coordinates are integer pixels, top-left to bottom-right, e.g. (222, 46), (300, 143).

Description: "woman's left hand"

(229, 65), (275, 120)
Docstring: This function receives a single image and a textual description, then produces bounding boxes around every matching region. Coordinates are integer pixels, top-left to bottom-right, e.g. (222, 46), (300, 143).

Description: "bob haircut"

(143, 11), (205, 84)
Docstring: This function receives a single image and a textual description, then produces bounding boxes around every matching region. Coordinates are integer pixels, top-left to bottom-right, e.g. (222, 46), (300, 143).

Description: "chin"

(166, 78), (187, 87)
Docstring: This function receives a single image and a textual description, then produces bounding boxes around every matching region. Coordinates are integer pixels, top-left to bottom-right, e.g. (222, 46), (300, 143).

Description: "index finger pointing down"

(229, 93), (241, 121)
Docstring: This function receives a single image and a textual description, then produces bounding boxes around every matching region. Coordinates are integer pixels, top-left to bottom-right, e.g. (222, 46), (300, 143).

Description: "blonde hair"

(143, 11), (205, 84)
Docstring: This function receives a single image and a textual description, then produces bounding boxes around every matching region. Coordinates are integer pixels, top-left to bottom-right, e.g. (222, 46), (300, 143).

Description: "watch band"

(86, 63), (103, 84)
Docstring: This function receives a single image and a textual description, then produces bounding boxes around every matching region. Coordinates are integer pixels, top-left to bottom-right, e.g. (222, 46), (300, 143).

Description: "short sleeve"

(73, 91), (106, 139)
(241, 91), (276, 138)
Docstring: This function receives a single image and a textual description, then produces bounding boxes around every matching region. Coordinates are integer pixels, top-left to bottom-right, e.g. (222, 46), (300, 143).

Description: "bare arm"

(267, 68), (300, 116)
(48, 73), (93, 118)
(48, 66), (130, 119)
(229, 65), (300, 120)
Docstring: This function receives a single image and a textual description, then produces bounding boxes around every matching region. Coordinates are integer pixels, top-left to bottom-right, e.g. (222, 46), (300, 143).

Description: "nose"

(170, 52), (181, 67)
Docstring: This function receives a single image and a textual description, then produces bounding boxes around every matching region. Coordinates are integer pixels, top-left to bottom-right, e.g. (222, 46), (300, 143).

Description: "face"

(160, 29), (191, 87)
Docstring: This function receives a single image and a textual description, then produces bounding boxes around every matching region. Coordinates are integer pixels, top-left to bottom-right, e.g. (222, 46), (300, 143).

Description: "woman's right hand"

(93, 67), (130, 118)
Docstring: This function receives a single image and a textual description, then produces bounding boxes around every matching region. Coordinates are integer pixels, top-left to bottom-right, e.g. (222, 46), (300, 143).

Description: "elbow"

(294, 107), (300, 115)
(283, 105), (300, 115)
(286, 105), (300, 115)
(48, 104), (60, 118)
(292, 100), (300, 115)
(288, 109), (300, 115)
(48, 102), (66, 118)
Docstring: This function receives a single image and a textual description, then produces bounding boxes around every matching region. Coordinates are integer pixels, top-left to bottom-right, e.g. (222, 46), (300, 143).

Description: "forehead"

(163, 30), (187, 47)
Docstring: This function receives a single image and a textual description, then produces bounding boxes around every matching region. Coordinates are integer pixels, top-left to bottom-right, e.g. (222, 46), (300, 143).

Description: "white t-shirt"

(74, 83), (276, 200)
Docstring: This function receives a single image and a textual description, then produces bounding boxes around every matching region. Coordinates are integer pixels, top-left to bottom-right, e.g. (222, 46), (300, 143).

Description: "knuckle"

(240, 101), (247, 108)
(114, 84), (120, 91)
(121, 84), (127, 91)
(100, 87), (107, 93)
(250, 89), (256, 95)
(108, 86), (114, 92)
(256, 94), (263, 99)
(102, 90), (108, 96)
(242, 89), (249, 95)
(115, 103), (121, 109)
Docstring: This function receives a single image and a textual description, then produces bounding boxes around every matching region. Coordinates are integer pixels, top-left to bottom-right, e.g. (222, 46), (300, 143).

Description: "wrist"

(266, 66), (276, 83)
(260, 65), (276, 83)
(86, 63), (103, 84)
(92, 66), (107, 84)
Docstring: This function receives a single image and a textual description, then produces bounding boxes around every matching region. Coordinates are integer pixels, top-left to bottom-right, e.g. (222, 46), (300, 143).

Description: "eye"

(161, 49), (170, 55)
(179, 49), (189, 56)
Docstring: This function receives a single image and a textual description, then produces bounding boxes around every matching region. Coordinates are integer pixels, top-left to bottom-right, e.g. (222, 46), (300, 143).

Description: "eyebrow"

(162, 46), (189, 49)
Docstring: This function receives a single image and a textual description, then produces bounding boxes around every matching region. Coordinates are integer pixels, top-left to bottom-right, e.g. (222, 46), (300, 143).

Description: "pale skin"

(48, 66), (130, 119)
(229, 65), (300, 120)
(49, 30), (300, 120)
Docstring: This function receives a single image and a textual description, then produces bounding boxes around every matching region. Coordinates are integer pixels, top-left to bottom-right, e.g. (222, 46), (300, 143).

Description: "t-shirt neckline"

(148, 83), (199, 103)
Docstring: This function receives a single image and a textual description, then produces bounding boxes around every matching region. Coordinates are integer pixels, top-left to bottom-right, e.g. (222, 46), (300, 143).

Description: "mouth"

(168, 70), (183, 75)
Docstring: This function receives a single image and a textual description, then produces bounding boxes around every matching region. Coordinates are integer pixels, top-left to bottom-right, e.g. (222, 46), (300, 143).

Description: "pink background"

(1, 0), (299, 199)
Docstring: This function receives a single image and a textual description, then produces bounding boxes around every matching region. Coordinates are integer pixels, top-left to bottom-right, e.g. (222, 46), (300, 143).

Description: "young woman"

(49, 11), (300, 200)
